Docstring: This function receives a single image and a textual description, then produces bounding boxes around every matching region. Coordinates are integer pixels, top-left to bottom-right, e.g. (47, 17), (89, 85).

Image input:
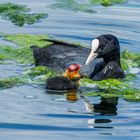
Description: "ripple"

(23, 95), (37, 99)
(0, 122), (95, 131)
(0, 0), (140, 140)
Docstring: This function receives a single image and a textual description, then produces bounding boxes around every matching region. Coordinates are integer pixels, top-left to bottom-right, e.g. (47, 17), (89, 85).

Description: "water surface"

(0, 0), (140, 140)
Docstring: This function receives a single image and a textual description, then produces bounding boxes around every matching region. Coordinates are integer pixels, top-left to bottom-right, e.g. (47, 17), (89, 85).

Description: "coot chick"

(46, 64), (81, 90)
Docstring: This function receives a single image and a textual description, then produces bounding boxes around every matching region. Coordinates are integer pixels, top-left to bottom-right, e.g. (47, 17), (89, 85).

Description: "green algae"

(0, 33), (54, 89)
(90, 0), (126, 6)
(24, 66), (55, 77)
(121, 58), (129, 71)
(0, 66), (55, 89)
(0, 77), (25, 89)
(5, 34), (51, 48)
(81, 78), (128, 93)
(25, 66), (49, 76)
(81, 78), (140, 102)
(0, 34), (51, 64)
(123, 73), (137, 81)
(121, 49), (140, 67)
(49, 0), (95, 13)
(0, 3), (48, 27)
(0, 46), (33, 64)
(49, 0), (127, 12)
(0, 54), (4, 60)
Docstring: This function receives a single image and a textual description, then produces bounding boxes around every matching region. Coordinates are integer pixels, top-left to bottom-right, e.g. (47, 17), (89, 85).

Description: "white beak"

(85, 52), (98, 65)
(85, 39), (99, 65)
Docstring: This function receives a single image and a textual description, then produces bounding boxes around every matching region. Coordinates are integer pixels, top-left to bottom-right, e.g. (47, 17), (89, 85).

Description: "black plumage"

(46, 76), (79, 90)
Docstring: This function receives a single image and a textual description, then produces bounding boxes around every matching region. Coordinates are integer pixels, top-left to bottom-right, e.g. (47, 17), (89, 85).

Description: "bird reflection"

(47, 90), (117, 129)
(81, 95), (118, 130)
(65, 90), (79, 102)
(82, 95), (118, 116)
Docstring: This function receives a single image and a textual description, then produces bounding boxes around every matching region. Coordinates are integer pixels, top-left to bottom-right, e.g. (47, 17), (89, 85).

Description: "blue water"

(0, 0), (140, 140)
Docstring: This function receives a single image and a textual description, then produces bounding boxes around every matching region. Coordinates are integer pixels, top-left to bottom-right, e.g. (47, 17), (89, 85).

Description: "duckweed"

(0, 46), (33, 64)
(24, 66), (55, 77)
(0, 34), (51, 64)
(121, 49), (140, 67)
(90, 0), (126, 6)
(121, 58), (129, 71)
(82, 78), (140, 101)
(0, 77), (25, 89)
(5, 34), (51, 48)
(0, 3), (48, 27)
(49, 0), (95, 13)
(0, 54), (4, 60)
(50, 0), (127, 12)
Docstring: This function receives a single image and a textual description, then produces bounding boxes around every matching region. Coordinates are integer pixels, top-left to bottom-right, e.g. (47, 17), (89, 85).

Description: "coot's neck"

(103, 54), (121, 66)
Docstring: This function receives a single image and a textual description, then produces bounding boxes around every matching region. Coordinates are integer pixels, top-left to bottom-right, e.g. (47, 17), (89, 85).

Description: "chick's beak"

(85, 52), (98, 65)
(69, 70), (81, 80)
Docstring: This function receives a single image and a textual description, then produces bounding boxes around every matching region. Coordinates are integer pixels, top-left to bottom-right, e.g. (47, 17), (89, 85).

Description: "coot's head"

(63, 63), (81, 80)
(85, 38), (120, 65)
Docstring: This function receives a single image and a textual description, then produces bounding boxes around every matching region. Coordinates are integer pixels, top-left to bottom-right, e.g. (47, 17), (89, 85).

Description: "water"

(0, 0), (140, 139)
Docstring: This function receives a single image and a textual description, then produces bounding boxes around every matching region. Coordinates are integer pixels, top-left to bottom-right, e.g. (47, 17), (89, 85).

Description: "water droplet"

(24, 95), (37, 99)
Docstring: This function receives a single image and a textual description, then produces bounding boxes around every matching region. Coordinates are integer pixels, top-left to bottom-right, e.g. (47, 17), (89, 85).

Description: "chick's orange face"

(63, 64), (81, 80)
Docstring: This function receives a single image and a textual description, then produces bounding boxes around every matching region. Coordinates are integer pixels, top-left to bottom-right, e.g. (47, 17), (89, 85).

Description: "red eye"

(68, 64), (81, 72)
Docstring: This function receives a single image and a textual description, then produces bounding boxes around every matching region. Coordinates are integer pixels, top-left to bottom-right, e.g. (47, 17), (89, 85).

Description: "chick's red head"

(68, 64), (81, 72)
(63, 64), (81, 80)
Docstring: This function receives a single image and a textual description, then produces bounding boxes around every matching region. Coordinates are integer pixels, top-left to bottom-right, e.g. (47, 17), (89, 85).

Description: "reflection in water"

(47, 89), (118, 116)
(46, 89), (79, 102)
(66, 90), (79, 102)
(81, 95), (118, 129)
(94, 97), (118, 116)
(82, 95), (118, 116)
(46, 90), (118, 130)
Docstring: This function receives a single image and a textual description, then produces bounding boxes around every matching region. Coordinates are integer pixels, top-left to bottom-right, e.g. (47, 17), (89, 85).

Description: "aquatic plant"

(81, 78), (140, 102)
(24, 66), (55, 77)
(121, 49), (140, 67)
(0, 54), (4, 60)
(0, 66), (56, 89)
(49, 0), (95, 13)
(0, 34), (51, 64)
(0, 3), (48, 27)
(90, 0), (127, 6)
(49, 0), (127, 13)
(0, 77), (25, 89)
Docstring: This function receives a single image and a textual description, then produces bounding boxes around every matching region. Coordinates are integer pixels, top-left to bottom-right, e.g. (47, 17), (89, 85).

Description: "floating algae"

(49, 0), (95, 13)
(90, 0), (127, 7)
(81, 78), (140, 102)
(0, 34), (51, 64)
(49, 0), (127, 13)
(0, 3), (48, 27)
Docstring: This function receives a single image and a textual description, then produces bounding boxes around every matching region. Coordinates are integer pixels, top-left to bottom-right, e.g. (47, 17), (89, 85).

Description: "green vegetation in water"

(121, 49), (140, 67)
(0, 3), (48, 27)
(0, 77), (25, 89)
(0, 66), (56, 89)
(24, 66), (56, 79)
(81, 78), (140, 102)
(90, 0), (127, 6)
(49, 0), (127, 12)
(0, 54), (4, 60)
(0, 34), (52, 64)
(49, 0), (95, 13)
